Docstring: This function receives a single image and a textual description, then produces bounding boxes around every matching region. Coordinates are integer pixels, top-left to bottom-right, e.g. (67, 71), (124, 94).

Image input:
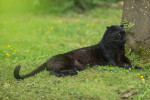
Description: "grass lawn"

(0, 8), (150, 100)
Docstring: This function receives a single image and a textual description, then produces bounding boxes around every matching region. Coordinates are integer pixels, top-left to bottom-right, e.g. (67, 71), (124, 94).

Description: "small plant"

(126, 48), (132, 56)
(122, 19), (134, 31)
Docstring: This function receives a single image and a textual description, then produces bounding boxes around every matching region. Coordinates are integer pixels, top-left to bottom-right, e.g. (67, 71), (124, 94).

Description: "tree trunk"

(122, 0), (150, 49)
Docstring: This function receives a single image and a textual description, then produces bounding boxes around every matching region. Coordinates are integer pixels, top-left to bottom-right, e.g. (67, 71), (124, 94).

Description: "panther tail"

(14, 62), (47, 80)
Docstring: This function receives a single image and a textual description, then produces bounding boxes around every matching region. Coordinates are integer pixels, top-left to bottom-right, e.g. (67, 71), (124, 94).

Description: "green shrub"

(31, 0), (123, 13)
(0, 0), (123, 14)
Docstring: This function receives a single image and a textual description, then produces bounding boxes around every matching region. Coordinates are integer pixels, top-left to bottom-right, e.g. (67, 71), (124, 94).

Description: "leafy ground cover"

(0, 8), (150, 100)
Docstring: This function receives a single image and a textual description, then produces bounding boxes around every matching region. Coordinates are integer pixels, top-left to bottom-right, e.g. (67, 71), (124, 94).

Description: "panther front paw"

(134, 66), (144, 70)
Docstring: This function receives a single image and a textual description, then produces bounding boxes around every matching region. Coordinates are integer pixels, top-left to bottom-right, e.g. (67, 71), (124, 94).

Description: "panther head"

(101, 25), (126, 45)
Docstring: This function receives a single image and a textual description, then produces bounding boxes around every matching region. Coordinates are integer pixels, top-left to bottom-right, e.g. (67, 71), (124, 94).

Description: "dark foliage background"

(0, 0), (123, 13)
(31, 0), (123, 13)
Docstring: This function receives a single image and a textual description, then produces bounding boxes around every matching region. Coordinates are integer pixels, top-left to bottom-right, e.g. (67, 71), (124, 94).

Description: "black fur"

(13, 25), (142, 80)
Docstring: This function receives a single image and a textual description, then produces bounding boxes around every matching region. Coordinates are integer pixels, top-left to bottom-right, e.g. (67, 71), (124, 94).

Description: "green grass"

(0, 8), (150, 100)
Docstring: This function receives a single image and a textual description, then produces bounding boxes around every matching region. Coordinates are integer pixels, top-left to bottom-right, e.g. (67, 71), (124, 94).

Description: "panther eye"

(117, 33), (121, 37)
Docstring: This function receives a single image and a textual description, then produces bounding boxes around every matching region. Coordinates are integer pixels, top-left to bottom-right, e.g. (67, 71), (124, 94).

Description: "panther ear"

(120, 25), (124, 28)
(107, 26), (115, 30)
(107, 26), (111, 29)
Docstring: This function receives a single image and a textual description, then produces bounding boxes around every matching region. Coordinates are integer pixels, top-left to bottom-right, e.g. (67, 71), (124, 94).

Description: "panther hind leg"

(50, 69), (78, 77)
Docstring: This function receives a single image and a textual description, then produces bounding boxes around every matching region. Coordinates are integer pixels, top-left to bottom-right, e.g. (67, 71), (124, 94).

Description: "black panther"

(14, 25), (142, 80)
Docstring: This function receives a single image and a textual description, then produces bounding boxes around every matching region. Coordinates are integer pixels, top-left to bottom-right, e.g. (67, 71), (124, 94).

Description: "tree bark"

(122, 0), (150, 49)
